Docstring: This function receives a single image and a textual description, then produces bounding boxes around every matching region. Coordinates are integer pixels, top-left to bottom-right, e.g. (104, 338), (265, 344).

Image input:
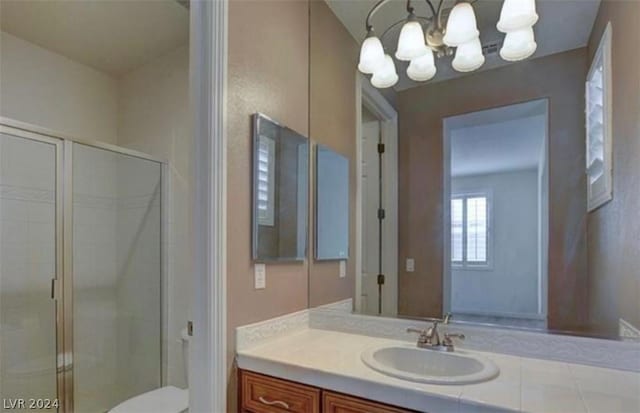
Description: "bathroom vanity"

(236, 308), (640, 413)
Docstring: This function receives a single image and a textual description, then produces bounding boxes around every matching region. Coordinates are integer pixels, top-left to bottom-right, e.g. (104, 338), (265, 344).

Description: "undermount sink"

(361, 344), (499, 385)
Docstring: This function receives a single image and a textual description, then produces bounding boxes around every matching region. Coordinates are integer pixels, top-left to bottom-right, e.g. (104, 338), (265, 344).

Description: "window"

(586, 22), (612, 211)
(257, 135), (275, 226)
(451, 193), (491, 267)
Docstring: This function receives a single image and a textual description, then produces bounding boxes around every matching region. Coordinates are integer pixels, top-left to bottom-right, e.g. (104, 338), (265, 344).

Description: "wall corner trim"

(191, 0), (228, 411)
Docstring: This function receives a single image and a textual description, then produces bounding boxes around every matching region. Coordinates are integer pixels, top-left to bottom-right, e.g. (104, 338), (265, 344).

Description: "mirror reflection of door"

(444, 100), (549, 329)
(359, 102), (398, 317)
(360, 107), (381, 315)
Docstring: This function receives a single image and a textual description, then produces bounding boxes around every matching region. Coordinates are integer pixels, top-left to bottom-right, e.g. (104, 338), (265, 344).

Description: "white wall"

(117, 45), (191, 389)
(0, 32), (119, 143)
(451, 169), (540, 317)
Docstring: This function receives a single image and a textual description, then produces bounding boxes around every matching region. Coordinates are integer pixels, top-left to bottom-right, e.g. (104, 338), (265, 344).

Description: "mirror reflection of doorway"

(443, 99), (549, 329)
(357, 82), (398, 318)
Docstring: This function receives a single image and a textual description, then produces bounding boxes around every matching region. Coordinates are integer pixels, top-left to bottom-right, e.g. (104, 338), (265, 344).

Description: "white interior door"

(360, 120), (380, 314)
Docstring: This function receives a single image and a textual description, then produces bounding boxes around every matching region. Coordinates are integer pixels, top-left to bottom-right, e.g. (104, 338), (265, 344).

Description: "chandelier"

(358, 0), (539, 88)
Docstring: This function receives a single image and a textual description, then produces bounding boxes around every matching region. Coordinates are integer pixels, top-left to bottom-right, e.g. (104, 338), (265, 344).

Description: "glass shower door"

(0, 131), (60, 412)
(72, 143), (162, 412)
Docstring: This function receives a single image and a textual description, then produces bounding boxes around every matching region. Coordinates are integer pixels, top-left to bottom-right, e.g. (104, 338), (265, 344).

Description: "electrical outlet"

(339, 260), (346, 278)
(254, 263), (266, 289)
(406, 258), (415, 272)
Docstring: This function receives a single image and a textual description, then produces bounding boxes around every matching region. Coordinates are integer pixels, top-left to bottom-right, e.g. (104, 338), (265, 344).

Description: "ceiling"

(448, 99), (547, 177)
(0, 0), (189, 77)
(326, 0), (601, 90)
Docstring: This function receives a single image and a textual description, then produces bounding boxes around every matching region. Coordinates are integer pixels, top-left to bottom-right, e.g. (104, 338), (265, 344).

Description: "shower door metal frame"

(0, 121), (66, 411)
(1, 116), (166, 413)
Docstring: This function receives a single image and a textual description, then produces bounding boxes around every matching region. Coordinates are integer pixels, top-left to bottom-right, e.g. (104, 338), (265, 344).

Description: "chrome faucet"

(406, 313), (465, 352)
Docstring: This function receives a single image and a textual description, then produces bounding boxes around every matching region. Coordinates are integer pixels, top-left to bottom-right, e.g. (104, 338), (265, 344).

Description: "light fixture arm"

(424, 0), (438, 18)
(435, 0), (445, 29)
(365, 0), (443, 35)
(365, 0), (391, 32)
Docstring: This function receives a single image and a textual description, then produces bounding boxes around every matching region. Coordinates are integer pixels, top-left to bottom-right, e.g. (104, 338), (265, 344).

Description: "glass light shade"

(371, 54), (399, 88)
(395, 20), (429, 61)
(358, 35), (385, 74)
(452, 38), (485, 72)
(407, 50), (437, 82)
(497, 0), (538, 32)
(500, 27), (537, 61)
(443, 2), (480, 47)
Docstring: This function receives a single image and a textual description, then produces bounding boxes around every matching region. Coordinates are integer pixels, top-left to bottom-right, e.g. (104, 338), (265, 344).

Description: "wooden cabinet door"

(240, 370), (321, 413)
(322, 391), (415, 413)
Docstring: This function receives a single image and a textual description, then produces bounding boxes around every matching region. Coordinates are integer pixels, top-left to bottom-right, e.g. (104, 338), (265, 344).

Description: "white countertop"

(236, 328), (640, 413)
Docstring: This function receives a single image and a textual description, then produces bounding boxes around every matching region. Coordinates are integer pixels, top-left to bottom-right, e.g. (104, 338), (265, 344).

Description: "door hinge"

(377, 208), (386, 220)
(377, 274), (385, 285)
(187, 320), (193, 336)
(377, 143), (385, 154)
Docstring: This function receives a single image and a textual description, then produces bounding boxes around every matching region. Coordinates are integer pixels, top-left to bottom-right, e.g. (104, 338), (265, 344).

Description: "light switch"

(254, 263), (266, 289)
(406, 258), (415, 272)
(339, 260), (346, 278)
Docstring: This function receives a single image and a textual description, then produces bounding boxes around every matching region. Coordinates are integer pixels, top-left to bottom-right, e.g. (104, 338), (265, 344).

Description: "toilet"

(109, 329), (190, 413)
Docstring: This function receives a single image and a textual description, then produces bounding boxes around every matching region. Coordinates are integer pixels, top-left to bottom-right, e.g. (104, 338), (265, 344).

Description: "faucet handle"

(443, 332), (465, 346)
(442, 313), (452, 324)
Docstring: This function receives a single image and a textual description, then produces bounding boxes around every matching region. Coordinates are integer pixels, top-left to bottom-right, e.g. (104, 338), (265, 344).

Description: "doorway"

(443, 99), (549, 329)
(355, 76), (398, 317)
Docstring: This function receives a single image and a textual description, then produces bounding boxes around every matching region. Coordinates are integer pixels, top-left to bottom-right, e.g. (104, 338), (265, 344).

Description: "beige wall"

(226, 0), (309, 410)
(0, 31), (119, 143)
(308, 0), (358, 308)
(397, 48), (589, 331)
(587, 0), (640, 336)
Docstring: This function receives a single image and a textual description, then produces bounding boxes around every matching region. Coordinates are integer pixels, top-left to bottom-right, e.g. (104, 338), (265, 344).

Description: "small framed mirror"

(315, 144), (349, 260)
(252, 113), (309, 262)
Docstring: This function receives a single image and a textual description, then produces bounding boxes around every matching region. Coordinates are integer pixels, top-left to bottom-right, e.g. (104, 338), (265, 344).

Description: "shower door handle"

(51, 278), (59, 300)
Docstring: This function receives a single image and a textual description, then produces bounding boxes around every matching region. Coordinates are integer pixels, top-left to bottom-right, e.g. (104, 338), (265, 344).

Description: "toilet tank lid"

(109, 386), (188, 413)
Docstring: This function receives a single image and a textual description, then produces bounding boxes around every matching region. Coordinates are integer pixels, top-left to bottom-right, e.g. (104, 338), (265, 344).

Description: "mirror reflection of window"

(257, 135), (275, 226)
(586, 22), (612, 211)
(451, 195), (490, 267)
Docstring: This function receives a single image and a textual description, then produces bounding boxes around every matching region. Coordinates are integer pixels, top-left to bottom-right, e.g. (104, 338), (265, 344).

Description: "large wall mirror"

(308, 0), (640, 342)
(252, 113), (309, 262)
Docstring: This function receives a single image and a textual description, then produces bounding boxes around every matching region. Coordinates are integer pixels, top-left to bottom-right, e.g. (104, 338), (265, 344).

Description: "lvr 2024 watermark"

(3, 399), (59, 410)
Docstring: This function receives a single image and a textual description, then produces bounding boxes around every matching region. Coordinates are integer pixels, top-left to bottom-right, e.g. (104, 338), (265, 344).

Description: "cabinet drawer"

(322, 391), (415, 413)
(241, 370), (321, 413)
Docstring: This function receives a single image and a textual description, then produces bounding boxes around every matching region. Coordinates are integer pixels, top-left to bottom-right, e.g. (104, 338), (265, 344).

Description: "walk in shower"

(0, 120), (164, 412)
